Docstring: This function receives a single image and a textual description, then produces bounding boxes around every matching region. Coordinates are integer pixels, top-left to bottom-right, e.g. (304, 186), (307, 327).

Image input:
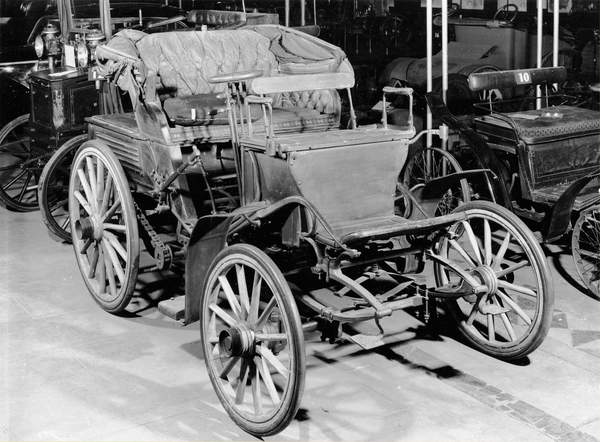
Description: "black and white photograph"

(1, 0), (599, 439)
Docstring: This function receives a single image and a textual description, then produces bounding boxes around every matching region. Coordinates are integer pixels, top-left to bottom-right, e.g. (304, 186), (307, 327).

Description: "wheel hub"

(472, 265), (498, 295)
(75, 216), (104, 241)
(219, 326), (255, 358)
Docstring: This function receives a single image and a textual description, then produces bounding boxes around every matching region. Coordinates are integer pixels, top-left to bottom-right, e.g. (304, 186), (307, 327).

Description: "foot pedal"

(158, 296), (186, 321)
(345, 332), (385, 350)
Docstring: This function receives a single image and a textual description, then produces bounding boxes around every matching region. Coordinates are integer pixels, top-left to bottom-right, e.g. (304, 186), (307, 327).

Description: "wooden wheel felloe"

(432, 201), (553, 360)
(400, 146), (471, 216)
(572, 205), (600, 298)
(200, 244), (305, 437)
(0, 113), (43, 211)
(38, 134), (87, 242)
(69, 141), (139, 314)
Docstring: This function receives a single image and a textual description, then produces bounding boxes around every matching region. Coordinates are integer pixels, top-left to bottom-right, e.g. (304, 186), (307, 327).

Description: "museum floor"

(1, 208), (599, 442)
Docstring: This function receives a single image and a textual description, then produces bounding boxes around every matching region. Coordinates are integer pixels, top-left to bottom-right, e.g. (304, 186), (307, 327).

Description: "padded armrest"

(186, 9), (247, 26)
(249, 72), (355, 95)
(468, 67), (567, 91)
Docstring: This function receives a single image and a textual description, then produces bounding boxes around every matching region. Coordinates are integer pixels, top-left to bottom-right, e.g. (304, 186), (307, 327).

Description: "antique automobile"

(68, 25), (553, 435)
(420, 66), (600, 297)
(379, 3), (573, 113)
(0, 0), (193, 240)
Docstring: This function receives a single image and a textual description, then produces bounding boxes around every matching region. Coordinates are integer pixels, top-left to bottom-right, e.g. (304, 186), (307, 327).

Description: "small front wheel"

(432, 201), (553, 360)
(200, 244), (305, 437)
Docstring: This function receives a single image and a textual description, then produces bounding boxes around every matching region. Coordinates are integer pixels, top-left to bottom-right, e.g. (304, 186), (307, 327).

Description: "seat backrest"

(136, 30), (278, 96)
(468, 66), (567, 92)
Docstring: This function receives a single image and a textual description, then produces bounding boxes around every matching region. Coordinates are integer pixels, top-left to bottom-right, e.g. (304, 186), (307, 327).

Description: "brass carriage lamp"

(83, 29), (105, 66)
(34, 23), (61, 72)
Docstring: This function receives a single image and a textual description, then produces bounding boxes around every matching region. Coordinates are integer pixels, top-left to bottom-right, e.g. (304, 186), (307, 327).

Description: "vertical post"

(100, 0), (112, 40)
(440, 0), (449, 156)
(300, 0), (306, 26)
(285, 0), (290, 26)
(441, 0), (448, 104)
(552, 0), (559, 89)
(536, 0), (543, 108)
(426, 0), (433, 151)
(313, 0), (317, 25)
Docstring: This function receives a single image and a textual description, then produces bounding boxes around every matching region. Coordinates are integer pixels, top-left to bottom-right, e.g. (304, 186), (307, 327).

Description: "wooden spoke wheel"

(69, 141), (139, 314)
(399, 146), (470, 217)
(201, 244), (305, 437)
(432, 201), (553, 360)
(572, 205), (600, 298)
(0, 114), (45, 211)
(38, 134), (87, 242)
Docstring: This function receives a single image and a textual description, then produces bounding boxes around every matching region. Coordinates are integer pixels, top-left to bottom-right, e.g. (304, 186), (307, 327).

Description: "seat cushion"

(163, 94), (263, 126)
(136, 30), (278, 96)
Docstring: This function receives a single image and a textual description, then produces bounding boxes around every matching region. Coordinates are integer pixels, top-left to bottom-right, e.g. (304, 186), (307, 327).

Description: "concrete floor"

(1, 208), (600, 442)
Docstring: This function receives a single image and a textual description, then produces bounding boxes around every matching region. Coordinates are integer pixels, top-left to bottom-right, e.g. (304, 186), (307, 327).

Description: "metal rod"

(536, 0), (543, 108)
(426, 0), (433, 155)
(285, 0), (290, 26)
(441, 0), (448, 104)
(552, 0), (559, 89)
(300, 0), (306, 26)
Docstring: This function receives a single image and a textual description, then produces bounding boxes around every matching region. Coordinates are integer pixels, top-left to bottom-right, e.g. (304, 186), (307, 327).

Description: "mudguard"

(424, 92), (512, 210)
(545, 171), (600, 243)
(421, 169), (498, 202)
(184, 214), (235, 324)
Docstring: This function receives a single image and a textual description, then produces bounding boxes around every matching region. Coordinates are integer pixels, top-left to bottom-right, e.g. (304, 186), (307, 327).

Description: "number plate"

(515, 71), (532, 85)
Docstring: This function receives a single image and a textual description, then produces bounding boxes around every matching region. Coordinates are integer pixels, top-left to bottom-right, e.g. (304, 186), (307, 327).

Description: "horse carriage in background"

(414, 66), (600, 297)
(67, 25), (553, 435)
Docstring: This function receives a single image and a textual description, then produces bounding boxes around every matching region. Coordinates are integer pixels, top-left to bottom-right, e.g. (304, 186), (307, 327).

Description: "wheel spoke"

(102, 238), (125, 284)
(101, 242), (118, 298)
(236, 264), (250, 317)
(2, 169), (27, 190)
(493, 231), (511, 270)
(219, 356), (240, 379)
(49, 198), (68, 213)
(483, 219), (492, 265)
(86, 157), (98, 205)
(257, 346), (289, 378)
(497, 280), (536, 298)
(255, 333), (287, 343)
(448, 238), (477, 267)
(103, 223), (126, 232)
(218, 275), (242, 319)
(251, 363), (263, 415)
(461, 221), (482, 265)
(98, 245), (106, 294)
(77, 168), (95, 210)
(496, 260), (528, 278)
(102, 199), (121, 222)
(235, 360), (249, 405)
(256, 296), (277, 330)
(248, 271), (262, 324)
(209, 303), (237, 328)
(16, 171), (32, 202)
(74, 191), (93, 216)
(99, 174), (113, 216)
(466, 295), (486, 326)
(104, 231), (127, 261)
(499, 311), (517, 341)
(256, 356), (279, 405)
(87, 246), (100, 279)
(496, 290), (532, 325)
(96, 158), (104, 201)
(487, 313), (495, 342)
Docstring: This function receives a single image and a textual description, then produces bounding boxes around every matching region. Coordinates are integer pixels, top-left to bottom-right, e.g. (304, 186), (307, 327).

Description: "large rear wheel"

(200, 244), (305, 437)
(431, 201), (553, 360)
(69, 141), (139, 314)
(572, 205), (600, 298)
